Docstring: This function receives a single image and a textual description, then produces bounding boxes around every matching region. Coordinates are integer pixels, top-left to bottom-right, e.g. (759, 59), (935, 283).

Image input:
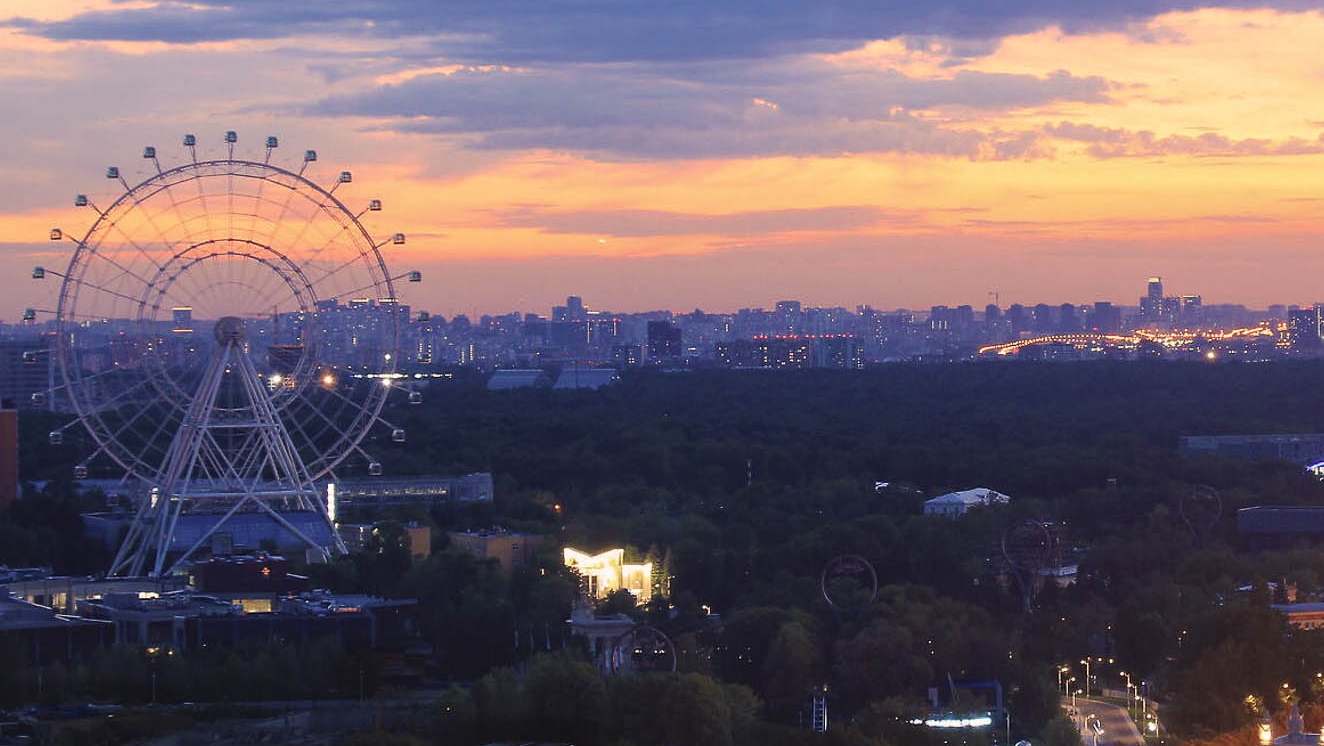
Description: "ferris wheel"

(36, 132), (421, 575)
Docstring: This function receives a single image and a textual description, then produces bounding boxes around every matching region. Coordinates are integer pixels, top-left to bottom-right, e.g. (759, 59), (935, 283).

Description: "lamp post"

(1081, 659), (1091, 697)
(1120, 671), (1134, 715)
(1058, 665), (1071, 695)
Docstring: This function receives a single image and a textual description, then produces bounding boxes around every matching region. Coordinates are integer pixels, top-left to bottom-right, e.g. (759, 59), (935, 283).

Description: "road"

(1071, 697), (1146, 746)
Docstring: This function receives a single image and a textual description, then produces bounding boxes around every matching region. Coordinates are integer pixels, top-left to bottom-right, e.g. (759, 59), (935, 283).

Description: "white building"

(563, 547), (652, 603)
(923, 487), (1010, 518)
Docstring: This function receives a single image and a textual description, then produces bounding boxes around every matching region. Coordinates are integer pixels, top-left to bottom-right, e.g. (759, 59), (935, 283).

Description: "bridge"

(978, 326), (1275, 357)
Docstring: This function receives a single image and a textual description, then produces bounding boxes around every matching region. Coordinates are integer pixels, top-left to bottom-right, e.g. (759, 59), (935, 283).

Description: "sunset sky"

(4, 1), (1324, 318)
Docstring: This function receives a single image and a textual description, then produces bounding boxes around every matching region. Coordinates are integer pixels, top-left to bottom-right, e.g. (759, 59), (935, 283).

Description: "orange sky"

(4, 3), (1324, 318)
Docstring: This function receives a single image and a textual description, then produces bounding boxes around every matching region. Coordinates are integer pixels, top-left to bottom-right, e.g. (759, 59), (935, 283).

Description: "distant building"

(0, 339), (51, 409)
(647, 320), (683, 360)
(1181, 434), (1324, 468)
(0, 405), (15, 509)
(450, 528), (545, 573)
(612, 344), (643, 367)
(553, 367), (619, 389)
(486, 369), (552, 390)
(1238, 506), (1324, 552)
(924, 488), (1010, 518)
(1288, 309), (1323, 353)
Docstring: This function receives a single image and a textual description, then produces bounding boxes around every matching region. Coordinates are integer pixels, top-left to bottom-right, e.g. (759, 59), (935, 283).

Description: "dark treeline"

(12, 360), (1324, 745)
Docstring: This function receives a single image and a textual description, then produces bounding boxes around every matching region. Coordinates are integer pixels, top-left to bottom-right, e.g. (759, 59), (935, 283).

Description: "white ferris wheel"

(34, 132), (422, 577)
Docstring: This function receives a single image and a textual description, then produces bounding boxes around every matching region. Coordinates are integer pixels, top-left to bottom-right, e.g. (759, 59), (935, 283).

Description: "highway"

(1070, 697), (1146, 746)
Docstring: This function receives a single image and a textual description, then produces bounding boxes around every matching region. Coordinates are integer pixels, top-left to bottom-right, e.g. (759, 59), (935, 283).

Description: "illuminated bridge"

(978, 334), (1135, 356)
(978, 325), (1276, 357)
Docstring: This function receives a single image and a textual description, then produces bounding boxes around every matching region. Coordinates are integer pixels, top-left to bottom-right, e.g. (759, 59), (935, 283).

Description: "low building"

(1272, 602), (1324, 630)
(1237, 506), (1324, 551)
(563, 547), (652, 603)
(0, 594), (114, 663)
(189, 553), (309, 612)
(553, 368), (619, 389)
(330, 473), (493, 507)
(486, 369), (552, 390)
(340, 522), (433, 559)
(1181, 433), (1324, 468)
(451, 528), (544, 573)
(3, 574), (185, 615)
(924, 488), (1010, 517)
(82, 510), (340, 562)
(75, 587), (415, 654)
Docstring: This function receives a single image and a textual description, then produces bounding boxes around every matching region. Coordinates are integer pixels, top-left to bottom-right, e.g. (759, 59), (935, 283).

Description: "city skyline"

(6, 3), (1324, 317)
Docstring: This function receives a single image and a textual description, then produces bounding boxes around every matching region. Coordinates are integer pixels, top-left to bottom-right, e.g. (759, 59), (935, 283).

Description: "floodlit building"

(563, 547), (652, 603)
(923, 487), (1010, 518)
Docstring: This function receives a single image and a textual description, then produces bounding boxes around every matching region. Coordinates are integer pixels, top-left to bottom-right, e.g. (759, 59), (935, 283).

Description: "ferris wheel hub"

(214, 316), (246, 345)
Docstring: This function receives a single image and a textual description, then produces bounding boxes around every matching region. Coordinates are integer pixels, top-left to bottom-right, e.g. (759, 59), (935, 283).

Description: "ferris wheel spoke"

(74, 245), (160, 300)
(292, 205), (365, 272)
(154, 163), (196, 244)
(305, 254), (380, 300)
(105, 400), (176, 455)
(102, 213), (171, 275)
(119, 181), (191, 266)
(317, 273), (398, 305)
(283, 407), (344, 474)
(70, 275), (159, 309)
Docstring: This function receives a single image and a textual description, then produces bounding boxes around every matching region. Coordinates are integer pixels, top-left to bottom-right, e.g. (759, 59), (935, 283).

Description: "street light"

(1120, 671), (1135, 714)
(1081, 659), (1091, 697)
(1058, 665), (1071, 695)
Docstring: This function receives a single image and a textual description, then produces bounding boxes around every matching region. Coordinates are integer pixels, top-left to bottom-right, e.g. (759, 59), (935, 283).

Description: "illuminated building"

(330, 473), (494, 506)
(563, 547), (652, 602)
(1288, 309), (1323, 352)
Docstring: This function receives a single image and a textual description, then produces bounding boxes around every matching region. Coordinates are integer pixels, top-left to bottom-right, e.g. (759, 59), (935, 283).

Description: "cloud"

(488, 205), (905, 237)
(1045, 121), (1324, 157)
(6, 1), (1321, 63)
(306, 63), (1102, 159)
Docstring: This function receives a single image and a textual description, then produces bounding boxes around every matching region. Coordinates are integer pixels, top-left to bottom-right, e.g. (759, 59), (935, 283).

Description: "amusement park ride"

(30, 132), (422, 578)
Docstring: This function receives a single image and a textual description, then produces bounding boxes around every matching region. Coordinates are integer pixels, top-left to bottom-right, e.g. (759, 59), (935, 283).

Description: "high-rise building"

(647, 320), (682, 360)
(1289, 308), (1323, 352)
(1148, 277), (1163, 300)
(0, 340), (51, 409)
(1092, 302), (1122, 334)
